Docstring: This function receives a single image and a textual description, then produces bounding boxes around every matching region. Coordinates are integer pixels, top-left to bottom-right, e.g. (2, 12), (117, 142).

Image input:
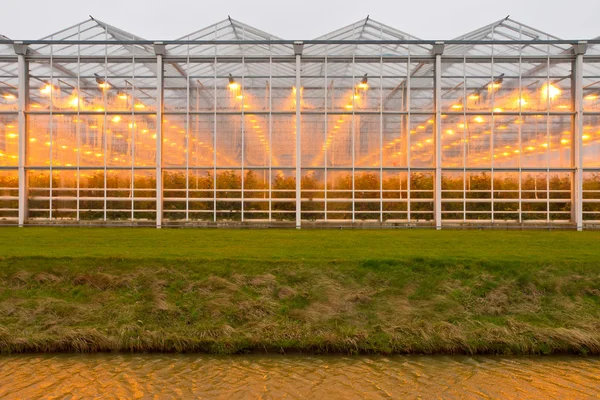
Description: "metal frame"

(1, 16), (598, 229)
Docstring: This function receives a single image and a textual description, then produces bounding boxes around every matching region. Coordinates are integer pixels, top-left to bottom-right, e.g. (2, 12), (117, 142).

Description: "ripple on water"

(0, 355), (599, 399)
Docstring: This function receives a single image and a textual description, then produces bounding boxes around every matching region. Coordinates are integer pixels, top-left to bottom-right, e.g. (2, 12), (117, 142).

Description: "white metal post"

(15, 43), (28, 227)
(294, 42), (303, 229)
(573, 42), (587, 231)
(154, 43), (165, 228)
(433, 42), (444, 229)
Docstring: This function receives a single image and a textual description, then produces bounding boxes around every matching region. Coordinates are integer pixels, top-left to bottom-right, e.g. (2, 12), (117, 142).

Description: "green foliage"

(2, 171), (600, 222)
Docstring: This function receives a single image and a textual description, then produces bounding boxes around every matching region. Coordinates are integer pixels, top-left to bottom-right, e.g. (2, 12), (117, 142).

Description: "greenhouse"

(0, 16), (599, 229)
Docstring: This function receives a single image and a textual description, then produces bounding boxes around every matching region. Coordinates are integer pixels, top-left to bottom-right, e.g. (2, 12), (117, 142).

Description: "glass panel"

(301, 169), (324, 221)
(382, 171), (408, 221)
(382, 114), (407, 168)
(0, 61), (19, 111)
(583, 115), (600, 167)
(0, 114), (18, 166)
(79, 170), (105, 221)
(410, 115), (434, 167)
(410, 171), (434, 221)
(583, 172), (600, 221)
(0, 170), (18, 220)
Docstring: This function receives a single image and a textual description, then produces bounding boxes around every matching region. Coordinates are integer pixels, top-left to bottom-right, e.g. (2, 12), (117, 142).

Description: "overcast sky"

(2, 0), (599, 40)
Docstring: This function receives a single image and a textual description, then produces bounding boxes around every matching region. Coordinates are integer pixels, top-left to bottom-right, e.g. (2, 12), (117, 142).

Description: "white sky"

(1, 0), (599, 40)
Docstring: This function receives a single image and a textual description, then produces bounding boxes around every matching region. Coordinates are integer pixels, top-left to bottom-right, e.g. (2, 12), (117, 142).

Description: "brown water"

(0, 354), (598, 399)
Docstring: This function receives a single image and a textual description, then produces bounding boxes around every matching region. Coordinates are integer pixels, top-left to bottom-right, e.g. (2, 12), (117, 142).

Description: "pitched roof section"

(455, 16), (560, 41)
(0, 34), (13, 56)
(304, 16), (429, 56)
(169, 17), (292, 57)
(30, 17), (154, 57)
(447, 16), (570, 57)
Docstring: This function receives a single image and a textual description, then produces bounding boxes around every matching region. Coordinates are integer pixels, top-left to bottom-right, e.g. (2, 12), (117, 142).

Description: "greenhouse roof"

(1, 16), (599, 111)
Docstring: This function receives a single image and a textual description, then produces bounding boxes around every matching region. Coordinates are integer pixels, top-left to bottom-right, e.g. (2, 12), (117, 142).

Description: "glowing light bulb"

(474, 116), (484, 123)
(134, 103), (145, 109)
(98, 82), (110, 90)
(228, 74), (240, 91)
(451, 104), (462, 110)
(358, 74), (369, 90)
(69, 97), (80, 108)
(468, 93), (480, 100)
(585, 94), (598, 101)
(112, 116), (121, 123)
(541, 83), (561, 101)
(493, 108), (503, 113)
(3, 93), (16, 100)
(516, 97), (528, 107)
(40, 84), (53, 95)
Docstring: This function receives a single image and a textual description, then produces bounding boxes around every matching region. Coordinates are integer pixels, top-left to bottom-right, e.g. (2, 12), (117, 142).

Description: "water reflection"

(0, 354), (598, 399)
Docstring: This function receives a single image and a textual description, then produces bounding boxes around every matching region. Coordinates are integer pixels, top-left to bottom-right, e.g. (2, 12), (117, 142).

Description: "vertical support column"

(572, 42), (587, 231)
(433, 42), (444, 230)
(154, 43), (166, 228)
(294, 42), (304, 229)
(15, 43), (28, 227)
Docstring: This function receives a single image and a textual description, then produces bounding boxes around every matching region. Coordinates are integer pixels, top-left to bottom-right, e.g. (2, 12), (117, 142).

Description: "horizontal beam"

(0, 39), (597, 46)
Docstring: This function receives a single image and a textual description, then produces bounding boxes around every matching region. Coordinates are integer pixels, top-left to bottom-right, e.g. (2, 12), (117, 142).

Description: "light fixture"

(487, 74), (504, 91)
(541, 83), (561, 101)
(228, 74), (240, 90)
(95, 74), (110, 90)
(69, 97), (80, 108)
(40, 83), (53, 95)
(3, 93), (16, 100)
(516, 97), (528, 107)
(358, 74), (369, 90)
(468, 91), (480, 100)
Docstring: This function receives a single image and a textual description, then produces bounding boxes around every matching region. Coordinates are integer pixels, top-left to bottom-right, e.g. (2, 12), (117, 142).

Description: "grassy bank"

(1, 228), (600, 355)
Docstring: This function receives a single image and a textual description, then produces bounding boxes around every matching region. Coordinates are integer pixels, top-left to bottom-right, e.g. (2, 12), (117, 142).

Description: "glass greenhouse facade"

(1, 16), (599, 228)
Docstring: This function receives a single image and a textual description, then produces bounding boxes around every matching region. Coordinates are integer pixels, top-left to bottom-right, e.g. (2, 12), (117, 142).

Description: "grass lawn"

(1, 228), (599, 355)
(1, 227), (600, 263)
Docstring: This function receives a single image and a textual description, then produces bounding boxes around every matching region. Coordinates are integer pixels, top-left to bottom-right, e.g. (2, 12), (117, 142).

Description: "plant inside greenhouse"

(0, 16), (599, 228)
